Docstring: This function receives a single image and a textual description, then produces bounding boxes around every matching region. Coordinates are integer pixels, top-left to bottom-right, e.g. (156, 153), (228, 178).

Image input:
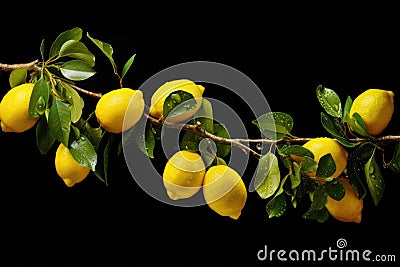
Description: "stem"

(0, 60), (40, 72)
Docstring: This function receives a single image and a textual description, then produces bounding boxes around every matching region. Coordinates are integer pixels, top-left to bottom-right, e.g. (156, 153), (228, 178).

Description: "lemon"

(95, 88), (144, 134)
(149, 79), (205, 123)
(55, 143), (90, 187)
(294, 137), (348, 178)
(163, 150), (206, 200)
(0, 83), (39, 133)
(350, 89), (394, 136)
(325, 176), (363, 223)
(203, 165), (247, 220)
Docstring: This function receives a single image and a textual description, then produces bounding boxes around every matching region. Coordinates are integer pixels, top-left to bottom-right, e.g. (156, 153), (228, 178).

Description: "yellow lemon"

(95, 88), (144, 134)
(149, 79), (205, 123)
(163, 150), (206, 200)
(325, 177), (363, 223)
(203, 165), (247, 220)
(349, 89), (394, 136)
(294, 137), (348, 178)
(0, 83), (39, 133)
(55, 143), (90, 187)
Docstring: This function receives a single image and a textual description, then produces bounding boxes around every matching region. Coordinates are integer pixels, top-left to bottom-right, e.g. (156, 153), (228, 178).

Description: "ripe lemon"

(149, 79), (205, 123)
(294, 137), (348, 178)
(55, 143), (90, 187)
(349, 89), (394, 136)
(163, 150), (206, 200)
(203, 165), (247, 220)
(0, 83), (39, 133)
(95, 88), (144, 134)
(325, 177), (363, 223)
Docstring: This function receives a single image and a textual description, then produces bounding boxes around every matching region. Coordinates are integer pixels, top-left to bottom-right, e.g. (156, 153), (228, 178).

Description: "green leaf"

(48, 99), (71, 147)
(121, 53), (136, 79)
(255, 152), (280, 199)
(311, 185), (328, 211)
(253, 112), (293, 140)
(93, 132), (112, 184)
(36, 117), (56, 155)
(163, 90), (196, 118)
(266, 194), (287, 218)
(347, 142), (374, 199)
(180, 130), (201, 152)
(49, 27), (83, 59)
(40, 39), (45, 62)
(300, 156), (318, 174)
(60, 60), (96, 81)
(324, 179), (345, 201)
(87, 32), (117, 74)
(83, 122), (103, 149)
(320, 112), (356, 148)
(214, 123), (231, 158)
(59, 82), (84, 123)
(9, 68), (27, 88)
(290, 162), (301, 189)
(29, 78), (50, 118)
(303, 207), (329, 223)
(194, 99), (214, 134)
(342, 96), (353, 123)
(348, 112), (369, 137)
(389, 142), (400, 172)
(58, 40), (95, 67)
(364, 150), (385, 206)
(279, 145), (314, 159)
(69, 135), (97, 171)
(316, 153), (336, 178)
(316, 85), (342, 118)
(134, 122), (156, 158)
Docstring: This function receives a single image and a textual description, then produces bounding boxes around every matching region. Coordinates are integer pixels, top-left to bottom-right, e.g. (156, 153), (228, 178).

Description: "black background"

(1, 2), (399, 266)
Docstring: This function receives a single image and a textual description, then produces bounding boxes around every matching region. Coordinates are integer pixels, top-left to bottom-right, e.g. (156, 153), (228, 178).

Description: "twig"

(0, 60), (40, 72)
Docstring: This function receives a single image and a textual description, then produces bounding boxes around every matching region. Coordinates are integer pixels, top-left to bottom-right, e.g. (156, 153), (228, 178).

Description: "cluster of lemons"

(0, 79), (246, 219)
(0, 80), (394, 222)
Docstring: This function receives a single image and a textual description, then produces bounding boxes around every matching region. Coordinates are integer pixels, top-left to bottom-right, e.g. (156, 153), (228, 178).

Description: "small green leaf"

(48, 99), (71, 147)
(303, 207), (329, 223)
(36, 117), (56, 155)
(348, 112), (369, 137)
(342, 96), (353, 123)
(83, 122), (103, 148)
(60, 60), (96, 81)
(324, 179), (345, 201)
(300, 156), (318, 174)
(49, 27), (83, 59)
(93, 132), (112, 184)
(216, 157), (227, 166)
(279, 145), (314, 159)
(180, 130), (201, 152)
(29, 78), (50, 119)
(364, 150), (385, 206)
(163, 90), (196, 119)
(310, 185), (328, 211)
(69, 135), (97, 171)
(58, 40), (95, 67)
(389, 142), (400, 172)
(290, 162), (301, 189)
(121, 53), (136, 79)
(253, 112), (293, 140)
(320, 112), (356, 148)
(134, 122), (156, 158)
(9, 68), (27, 88)
(194, 99), (214, 134)
(40, 39), (45, 62)
(316, 153), (336, 178)
(266, 194), (287, 218)
(58, 82), (84, 123)
(87, 32), (117, 74)
(316, 85), (342, 118)
(255, 152), (280, 199)
(214, 123), (231, 158)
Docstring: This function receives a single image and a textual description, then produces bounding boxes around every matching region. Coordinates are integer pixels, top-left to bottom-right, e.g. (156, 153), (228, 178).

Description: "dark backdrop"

(1, 2), (399, 266)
